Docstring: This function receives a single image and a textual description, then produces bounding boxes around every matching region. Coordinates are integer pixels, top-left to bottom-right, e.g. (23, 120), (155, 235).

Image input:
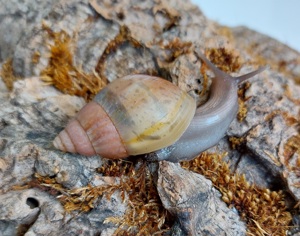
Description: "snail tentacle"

(53, 51), (266, 162)
(148, 51), (267, 162)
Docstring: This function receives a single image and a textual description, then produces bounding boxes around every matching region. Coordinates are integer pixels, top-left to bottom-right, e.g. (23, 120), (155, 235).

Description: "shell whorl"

(93, 75), (196, 155)
(53, 101), (128, 159)
(53, 74), (196, 159)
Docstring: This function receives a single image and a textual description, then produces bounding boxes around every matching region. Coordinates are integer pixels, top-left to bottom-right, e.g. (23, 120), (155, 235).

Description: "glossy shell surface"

(53, 74), (196, 158)
(94, 74), (196, 155)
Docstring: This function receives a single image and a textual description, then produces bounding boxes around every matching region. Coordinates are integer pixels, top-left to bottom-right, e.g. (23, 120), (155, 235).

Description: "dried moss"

(205, 48), (241, 73)
(181, 153), (292, 236)
(0, 58), (19, 91)
(40, 24), (107, 101)
(237, 81), (251, 122)
(229, 136), (246, 150)
(17, 152), (293, 235)
(12, 173), (63, 197)
(100, 160), (171, 235)
(27, 160), (171, 235)
(159, 37), (193, 62)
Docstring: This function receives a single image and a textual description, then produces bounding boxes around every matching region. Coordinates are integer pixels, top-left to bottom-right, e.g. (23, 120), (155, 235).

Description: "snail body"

(53, 51), (266, 162)
(53, 74), (196, 159)
(148, 51), (267, 162)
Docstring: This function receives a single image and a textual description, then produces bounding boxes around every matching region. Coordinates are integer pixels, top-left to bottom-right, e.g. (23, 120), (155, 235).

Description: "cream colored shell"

(94, 74), (196, 155)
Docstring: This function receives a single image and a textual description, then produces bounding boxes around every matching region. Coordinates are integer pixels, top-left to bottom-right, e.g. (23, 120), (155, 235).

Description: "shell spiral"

(53, 74), (196, 159)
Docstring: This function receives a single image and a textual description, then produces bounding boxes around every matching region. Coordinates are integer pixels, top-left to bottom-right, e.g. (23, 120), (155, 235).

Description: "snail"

(147, 51), (267, 162)
(53, 51), (267, 162)
(53, 74), (197, 159)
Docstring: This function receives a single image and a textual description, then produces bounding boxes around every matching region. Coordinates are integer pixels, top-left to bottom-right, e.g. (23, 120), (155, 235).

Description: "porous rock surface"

(0, 0), (300, 235)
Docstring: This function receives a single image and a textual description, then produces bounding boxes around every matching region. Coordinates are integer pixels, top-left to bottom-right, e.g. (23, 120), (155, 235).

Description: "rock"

(0, 0), (299, 235)
(231, 26), (300, 83)
(0, 0), (55, 62)
(157, 161), (246, 235)
(0, 189), (64, 235)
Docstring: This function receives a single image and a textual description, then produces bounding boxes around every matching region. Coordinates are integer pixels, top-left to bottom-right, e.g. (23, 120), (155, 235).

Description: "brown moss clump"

(158, 37), (193, 63)
(12, 173), (64, 197)
(237, 81), (251, 121)
(26, 160), (171, 235)
(229, 136), (246, 150)
(98, 160), (171, 235)
(41, 25), (107, 101)
(181, 153), (292, 236)
(0, 59), (19, 91)
(205, 48), (241, 73)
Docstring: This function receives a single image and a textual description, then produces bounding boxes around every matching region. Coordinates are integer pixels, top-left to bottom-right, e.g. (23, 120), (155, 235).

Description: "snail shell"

(53, 74), (196, 159)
